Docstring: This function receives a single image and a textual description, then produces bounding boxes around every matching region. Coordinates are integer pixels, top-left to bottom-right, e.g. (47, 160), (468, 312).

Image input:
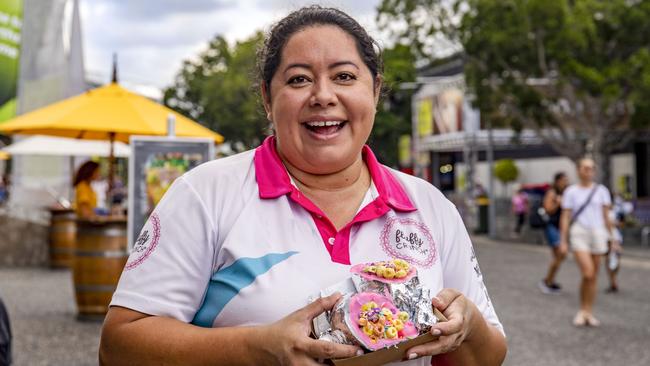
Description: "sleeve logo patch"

(380, 216), (437, 268)
(125, 213), (161, 271)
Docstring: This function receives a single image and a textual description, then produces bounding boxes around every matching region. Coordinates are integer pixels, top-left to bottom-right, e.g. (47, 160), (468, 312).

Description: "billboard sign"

(0, 0), (22, 122)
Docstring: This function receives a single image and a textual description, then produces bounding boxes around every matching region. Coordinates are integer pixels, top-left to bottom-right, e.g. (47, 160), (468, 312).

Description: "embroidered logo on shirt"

(125, 213), (161, 271)
(380, 216), (437, 268)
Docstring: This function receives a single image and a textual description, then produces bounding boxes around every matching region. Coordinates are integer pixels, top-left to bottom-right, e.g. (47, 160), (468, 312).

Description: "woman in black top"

(539, 172), (569, 294)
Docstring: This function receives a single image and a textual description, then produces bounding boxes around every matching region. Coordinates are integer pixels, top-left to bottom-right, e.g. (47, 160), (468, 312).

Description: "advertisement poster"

(128, 136), (214, 248)
(0, 0), (22, 122)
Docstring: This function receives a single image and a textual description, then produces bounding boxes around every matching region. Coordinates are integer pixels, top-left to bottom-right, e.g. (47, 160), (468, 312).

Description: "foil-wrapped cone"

(319, 292), (419, 351)
(350, 262), (437, 332)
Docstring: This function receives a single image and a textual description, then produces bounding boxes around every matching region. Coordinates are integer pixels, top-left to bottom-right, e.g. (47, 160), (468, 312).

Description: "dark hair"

(73, 161), (100, 187)
(553, 172), (566, 183)
(258, 5), (383, 102)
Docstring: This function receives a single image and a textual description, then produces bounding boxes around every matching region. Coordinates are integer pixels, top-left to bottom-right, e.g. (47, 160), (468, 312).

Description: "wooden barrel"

(48, 208), (77, 268)
(73, 216), (128, 320)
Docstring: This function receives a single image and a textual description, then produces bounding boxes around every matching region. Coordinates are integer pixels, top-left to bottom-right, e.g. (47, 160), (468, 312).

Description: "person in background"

(73, 161), (101, 219)
(605, 192), (625, 293)
(560, 158), (618, 327)
(511, 187), (529, 236)
(538, 172), (569, 294)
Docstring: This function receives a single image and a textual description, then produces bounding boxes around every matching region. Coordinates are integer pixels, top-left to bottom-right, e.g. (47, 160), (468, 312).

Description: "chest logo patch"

(380, 217), (437, 268)
(125, 213), (161, 271)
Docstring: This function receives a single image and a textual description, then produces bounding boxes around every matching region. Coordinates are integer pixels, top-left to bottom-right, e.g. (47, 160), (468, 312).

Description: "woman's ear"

(261, 83), (272, 120)
(373, 75), (383, 106)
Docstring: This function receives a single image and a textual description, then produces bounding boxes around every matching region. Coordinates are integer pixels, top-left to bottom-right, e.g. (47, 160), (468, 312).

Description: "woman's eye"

(287, 75), (310, 85)
(336, 73), (356, 82)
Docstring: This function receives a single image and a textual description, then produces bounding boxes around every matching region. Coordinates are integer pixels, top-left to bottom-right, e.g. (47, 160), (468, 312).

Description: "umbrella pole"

(107, 132), (115, 212)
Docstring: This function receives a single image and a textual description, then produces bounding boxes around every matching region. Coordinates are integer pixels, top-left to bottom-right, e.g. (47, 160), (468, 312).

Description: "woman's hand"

(404, 289), (478, 360)
(254, 292), (363, 365)
(558, 240), (569, 256)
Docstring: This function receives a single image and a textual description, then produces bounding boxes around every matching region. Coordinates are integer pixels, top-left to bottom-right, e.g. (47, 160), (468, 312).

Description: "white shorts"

(569, 224), (609, 255)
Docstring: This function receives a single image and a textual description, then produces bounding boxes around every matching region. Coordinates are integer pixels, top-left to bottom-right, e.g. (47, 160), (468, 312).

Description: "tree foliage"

(494, 159), (519, 184)
(370, 44), (417, 167)
(378, 0), (650, 185)
(163, 32), (267, 149)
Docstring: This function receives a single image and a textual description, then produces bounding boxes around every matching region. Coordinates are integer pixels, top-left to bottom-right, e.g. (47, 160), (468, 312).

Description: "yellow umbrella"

(0, 82), (223, 205)
(0, 83), (223, 143)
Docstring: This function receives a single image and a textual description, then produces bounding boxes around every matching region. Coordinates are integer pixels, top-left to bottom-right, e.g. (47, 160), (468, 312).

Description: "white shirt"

(111, 136), (504, 365)
(562, 183), (611, 229)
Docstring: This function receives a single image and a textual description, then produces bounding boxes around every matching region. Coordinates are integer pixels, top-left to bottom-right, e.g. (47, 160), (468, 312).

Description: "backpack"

(529, 197), (549, 229)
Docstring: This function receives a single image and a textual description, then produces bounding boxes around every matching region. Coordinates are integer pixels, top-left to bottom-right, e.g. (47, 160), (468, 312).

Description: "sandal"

(584, 313), (601, 327)
(572, 311), (587, 327)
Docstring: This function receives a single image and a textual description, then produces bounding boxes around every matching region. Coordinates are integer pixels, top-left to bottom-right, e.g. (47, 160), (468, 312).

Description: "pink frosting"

(346, 292), (418, 351)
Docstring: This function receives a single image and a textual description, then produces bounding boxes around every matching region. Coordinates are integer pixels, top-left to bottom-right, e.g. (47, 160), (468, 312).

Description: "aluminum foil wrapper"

(316, 293), (358, 346)
(351, 273), (437, 333)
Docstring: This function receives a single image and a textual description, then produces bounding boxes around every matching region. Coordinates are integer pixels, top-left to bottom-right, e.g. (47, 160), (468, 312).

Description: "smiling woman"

(99, 5), (506, 366)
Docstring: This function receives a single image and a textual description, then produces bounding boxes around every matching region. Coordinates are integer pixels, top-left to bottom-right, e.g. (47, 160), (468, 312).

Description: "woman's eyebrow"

(284, 60), (360, 74)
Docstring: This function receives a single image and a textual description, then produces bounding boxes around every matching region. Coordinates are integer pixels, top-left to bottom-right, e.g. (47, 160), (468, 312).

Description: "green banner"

(0, 0), (22, 123)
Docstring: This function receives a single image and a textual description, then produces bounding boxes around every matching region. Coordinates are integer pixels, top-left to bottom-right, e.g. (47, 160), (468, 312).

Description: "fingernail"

(433, 297), (442, 303)
(356, 350), (364, 356)
(408, 353), (418, 360)
(432, 328), (442, 336)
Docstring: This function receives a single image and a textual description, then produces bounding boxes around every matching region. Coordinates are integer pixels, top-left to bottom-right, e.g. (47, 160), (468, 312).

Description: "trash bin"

(48, 208), (76, 268)
(73, 216), (128, 320)
(476, 197), (489, 234)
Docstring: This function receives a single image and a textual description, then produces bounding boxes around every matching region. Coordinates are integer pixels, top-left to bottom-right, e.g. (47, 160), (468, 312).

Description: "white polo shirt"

(112, 136), (503, 365)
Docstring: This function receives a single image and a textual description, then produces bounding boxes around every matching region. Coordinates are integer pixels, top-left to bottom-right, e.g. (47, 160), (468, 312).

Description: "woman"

(560, 158), (618, 326)
(73, 161), (100, 219)
(538, 172), (569, 294)
(99, 6), (506, 365)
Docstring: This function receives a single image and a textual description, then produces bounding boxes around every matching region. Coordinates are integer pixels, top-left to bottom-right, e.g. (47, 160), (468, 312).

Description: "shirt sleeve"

(440, 202), (505, 336)
(75, 183), (93, 207)
(111, 176), (216, 323)
(600, 185), (612, 207)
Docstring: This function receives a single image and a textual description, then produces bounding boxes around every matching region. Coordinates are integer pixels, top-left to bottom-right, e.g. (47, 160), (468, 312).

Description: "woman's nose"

(309, 79), (338, 107)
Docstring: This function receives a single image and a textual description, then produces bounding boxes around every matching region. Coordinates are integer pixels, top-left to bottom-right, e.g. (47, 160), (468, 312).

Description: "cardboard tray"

(330, 308), (448, 366)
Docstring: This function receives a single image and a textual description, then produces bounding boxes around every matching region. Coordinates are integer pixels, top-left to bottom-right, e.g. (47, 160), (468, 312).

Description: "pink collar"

(254, 136), (416, 212)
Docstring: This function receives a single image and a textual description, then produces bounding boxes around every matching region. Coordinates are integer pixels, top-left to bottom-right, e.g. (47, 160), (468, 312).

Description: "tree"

(164, 32), (267, 149)
(369, 44), (417, 167)
(377, 0), (650, 188)
(494, 159), (519, 196)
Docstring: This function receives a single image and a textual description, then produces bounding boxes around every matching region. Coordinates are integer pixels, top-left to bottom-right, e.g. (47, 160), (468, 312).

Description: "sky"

(79, 0), (383, 99)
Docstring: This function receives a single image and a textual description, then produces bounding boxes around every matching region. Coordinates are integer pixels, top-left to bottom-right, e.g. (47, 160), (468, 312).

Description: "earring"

(266, 112), (272, 121)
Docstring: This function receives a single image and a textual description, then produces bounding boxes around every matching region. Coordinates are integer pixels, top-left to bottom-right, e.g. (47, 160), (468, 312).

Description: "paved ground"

(0, 237), (649, 365)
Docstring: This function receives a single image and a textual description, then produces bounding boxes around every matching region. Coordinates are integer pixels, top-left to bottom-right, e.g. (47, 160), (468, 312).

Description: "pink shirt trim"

(254, 136), (416, 264)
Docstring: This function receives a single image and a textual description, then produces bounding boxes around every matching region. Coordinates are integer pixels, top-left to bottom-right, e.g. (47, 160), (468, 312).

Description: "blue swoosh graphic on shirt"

(192, 251), (299, 327)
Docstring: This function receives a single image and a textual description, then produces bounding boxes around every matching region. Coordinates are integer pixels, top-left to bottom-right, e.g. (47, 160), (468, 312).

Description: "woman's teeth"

(305, 121), (343, 127)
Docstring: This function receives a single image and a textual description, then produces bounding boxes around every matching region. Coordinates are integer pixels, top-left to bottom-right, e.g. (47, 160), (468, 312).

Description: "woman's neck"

(578, 179), (593, 188)
(282, 155), (368, 193)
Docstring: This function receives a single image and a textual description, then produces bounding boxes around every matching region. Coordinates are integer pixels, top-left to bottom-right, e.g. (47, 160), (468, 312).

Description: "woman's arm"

(542, 190), (557, 214)
(99, 293), (362, 366)
(558, 208), (571, 254)
(407, 290), (506, 366)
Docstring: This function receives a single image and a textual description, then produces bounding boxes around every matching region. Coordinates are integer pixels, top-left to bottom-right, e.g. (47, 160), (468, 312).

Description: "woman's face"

(577, 159), (596, 182)
(263, 25), (380, 174)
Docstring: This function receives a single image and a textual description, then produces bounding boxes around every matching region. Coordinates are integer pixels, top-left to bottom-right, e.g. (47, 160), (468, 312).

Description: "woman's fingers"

(405, 334), (461, 359)
(299, 338), (362, 360)
(431, 288), (461, 312)
(299, 292), (342, 320)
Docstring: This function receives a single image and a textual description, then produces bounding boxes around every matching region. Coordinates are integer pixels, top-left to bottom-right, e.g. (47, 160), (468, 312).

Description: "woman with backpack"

(538, 172), (569, 294)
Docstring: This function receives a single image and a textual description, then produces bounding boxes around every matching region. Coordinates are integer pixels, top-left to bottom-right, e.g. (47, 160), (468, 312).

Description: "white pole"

(167, 114), (176, 137)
